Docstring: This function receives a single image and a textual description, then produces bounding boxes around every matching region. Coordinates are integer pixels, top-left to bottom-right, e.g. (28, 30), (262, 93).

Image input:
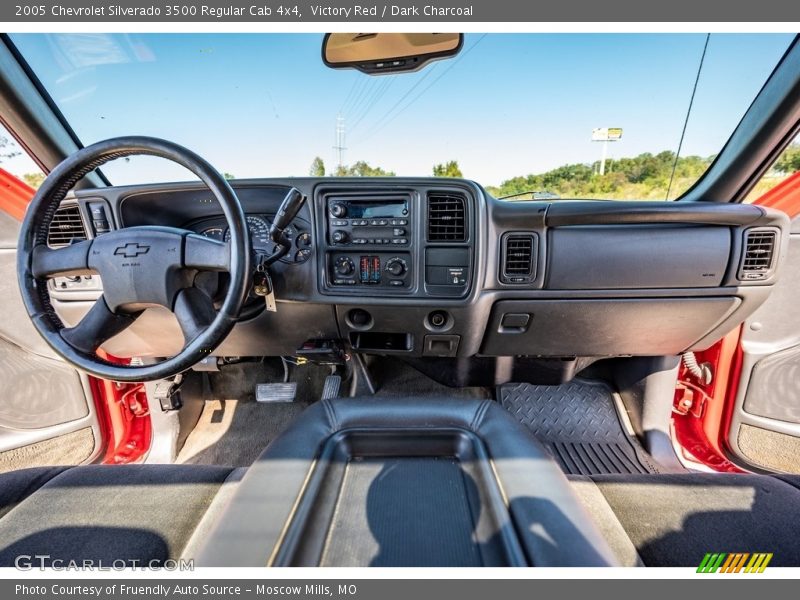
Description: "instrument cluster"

(197, 215), (312, 264)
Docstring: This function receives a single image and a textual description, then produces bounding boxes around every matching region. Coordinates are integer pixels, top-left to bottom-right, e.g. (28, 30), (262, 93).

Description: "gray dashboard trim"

(57, 178), (789, 360)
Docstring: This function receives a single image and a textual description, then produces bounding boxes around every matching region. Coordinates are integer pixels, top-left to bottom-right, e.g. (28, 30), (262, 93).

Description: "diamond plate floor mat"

(498, 379), (661, 475)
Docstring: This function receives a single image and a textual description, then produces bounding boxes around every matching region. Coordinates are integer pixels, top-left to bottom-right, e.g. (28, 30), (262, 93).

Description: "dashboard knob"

(330, 203), (347, 218)
(386, 258), (407, 277)
(334, 257), (355, 276)
(332, 230), (349, 244)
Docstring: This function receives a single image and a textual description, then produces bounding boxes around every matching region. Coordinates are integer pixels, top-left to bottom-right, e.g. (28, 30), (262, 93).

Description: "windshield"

(6, 33), (795, 200)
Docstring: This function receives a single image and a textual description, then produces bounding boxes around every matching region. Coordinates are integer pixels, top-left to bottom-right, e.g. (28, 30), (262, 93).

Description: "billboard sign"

(592, 127), (623, 141)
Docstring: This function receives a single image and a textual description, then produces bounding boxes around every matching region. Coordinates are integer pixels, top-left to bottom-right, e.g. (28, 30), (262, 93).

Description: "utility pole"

(334, 115), (347, 171)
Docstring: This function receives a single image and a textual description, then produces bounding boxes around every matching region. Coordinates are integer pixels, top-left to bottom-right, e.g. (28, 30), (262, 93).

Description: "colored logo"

(697, 553), (773, 573)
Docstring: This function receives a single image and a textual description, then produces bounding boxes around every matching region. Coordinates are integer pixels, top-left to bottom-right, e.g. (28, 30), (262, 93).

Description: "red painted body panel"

(753, 171), (800, 216)
(672, 171), (800, 472)
(0, 169), (152, 463)
(0, 167), (34, 220)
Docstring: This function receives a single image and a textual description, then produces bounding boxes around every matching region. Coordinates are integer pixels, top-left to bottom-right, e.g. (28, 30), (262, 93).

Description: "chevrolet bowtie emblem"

(114, 243), (151, 258)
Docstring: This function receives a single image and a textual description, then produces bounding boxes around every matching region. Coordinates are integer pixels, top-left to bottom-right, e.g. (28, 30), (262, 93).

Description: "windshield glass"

(7, 33), (794, 200)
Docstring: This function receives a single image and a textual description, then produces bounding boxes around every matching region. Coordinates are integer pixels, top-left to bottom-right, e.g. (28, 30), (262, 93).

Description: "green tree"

(223, 172), (236, 180)
(0, 135), (20, 163)
(334, 161), (395, 177)
(485, 150), (714, 201)
(309, 156), (326, 177)
(433, 160), (463, 178)
(22, 172), (45, 189)
(775, 144), (800, 174)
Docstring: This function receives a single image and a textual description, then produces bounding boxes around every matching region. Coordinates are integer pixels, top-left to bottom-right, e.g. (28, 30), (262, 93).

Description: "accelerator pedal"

(321, 375), (342, 401)
(255, 382), (297, 403)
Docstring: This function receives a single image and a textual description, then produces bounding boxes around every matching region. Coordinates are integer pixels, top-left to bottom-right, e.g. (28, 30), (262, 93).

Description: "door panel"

(728, 216), (800, 473)
(0, 210), (102, 473)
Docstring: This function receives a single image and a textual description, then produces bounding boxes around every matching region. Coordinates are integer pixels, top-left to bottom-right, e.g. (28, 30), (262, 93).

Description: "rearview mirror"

(323, 33), (463, 75)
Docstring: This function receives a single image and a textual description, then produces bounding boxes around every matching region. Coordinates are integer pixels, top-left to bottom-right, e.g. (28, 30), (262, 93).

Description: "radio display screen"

(337, 199), (408, 219)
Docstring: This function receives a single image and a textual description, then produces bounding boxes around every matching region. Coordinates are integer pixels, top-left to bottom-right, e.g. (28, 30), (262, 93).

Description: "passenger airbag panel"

(547, 226), (731, 289)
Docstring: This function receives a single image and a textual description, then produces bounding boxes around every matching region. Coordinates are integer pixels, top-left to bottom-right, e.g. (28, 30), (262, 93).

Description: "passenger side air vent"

(738, 228), (778, 281)
(501, 233), (537, 284)
(48, 205), (87, 248)
(427, 192), (466, 242)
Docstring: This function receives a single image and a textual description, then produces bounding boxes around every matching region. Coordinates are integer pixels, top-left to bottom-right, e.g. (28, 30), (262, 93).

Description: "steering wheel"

(17, 136), (251, 382)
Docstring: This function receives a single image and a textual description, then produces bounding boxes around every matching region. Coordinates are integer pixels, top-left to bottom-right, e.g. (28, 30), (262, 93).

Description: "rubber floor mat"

(498, 379), (661, 475)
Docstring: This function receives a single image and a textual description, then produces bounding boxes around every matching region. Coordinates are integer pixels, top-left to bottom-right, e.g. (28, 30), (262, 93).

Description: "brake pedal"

(255, 382), (297, 403)
(321, 375), (342, 401)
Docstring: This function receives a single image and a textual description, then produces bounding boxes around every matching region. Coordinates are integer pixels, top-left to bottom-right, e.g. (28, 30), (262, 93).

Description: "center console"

(195, 397), (619, 567)
(317, 184), (476, 299)
(323, 194), (415, 291)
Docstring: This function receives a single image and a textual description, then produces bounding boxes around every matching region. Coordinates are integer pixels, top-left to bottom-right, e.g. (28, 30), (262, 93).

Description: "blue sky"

(5, 33), (795, 186)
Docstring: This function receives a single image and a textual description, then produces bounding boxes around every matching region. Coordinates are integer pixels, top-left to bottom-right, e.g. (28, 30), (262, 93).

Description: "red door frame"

(0, 168), (152, 463)
(0, 167), (35, 220)
(672, 171), (800, 471)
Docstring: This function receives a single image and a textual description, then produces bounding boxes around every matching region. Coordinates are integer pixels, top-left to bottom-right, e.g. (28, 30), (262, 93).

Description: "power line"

(346, 77), (381, 123)
(666, 33), (711, 201)
(356, 34), (488, 145)
(350, 62), (442, 145)
(338, 76), (361, 115)
(339, 75), (369, 117)
(349, 77), (396, 134)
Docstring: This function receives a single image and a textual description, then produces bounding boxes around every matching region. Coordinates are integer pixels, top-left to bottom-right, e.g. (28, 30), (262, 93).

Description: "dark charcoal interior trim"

(48, 177), (790, 365)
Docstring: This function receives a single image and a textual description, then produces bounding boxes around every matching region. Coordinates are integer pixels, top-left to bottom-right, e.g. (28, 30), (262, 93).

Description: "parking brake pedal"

(321, 375), (342, 401)
(255, 383), (297, 403)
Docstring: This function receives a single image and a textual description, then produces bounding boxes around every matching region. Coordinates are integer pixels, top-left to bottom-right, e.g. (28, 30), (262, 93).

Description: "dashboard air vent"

(48, 205), (87, 248)
(428, 192), (466, 242)
(501, 233), (537, 284)
(738, 228), (777, 281)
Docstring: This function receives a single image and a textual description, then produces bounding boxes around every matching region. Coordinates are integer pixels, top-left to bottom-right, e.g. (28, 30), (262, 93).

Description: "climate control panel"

(328, 252), (412, 290)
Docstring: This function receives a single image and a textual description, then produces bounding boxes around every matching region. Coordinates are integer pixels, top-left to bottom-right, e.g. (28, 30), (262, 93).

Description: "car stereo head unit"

(327, 196), (411, 247)
(328, 197), (409, 219)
